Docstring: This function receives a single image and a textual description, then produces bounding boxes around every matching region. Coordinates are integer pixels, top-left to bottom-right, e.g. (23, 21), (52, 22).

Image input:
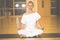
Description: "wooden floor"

(0, 16), (60, 40)
(0, 15), (60, 34)
(0, 38), (60, 40)
(0, 15), (60, 40)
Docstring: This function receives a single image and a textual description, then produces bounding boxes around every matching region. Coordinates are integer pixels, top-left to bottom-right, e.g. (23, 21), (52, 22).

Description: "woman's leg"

(18, 30), (26, 37)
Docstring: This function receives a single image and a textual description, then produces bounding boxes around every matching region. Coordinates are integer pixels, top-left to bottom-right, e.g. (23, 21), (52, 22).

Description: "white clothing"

(18, 12), (43, 37)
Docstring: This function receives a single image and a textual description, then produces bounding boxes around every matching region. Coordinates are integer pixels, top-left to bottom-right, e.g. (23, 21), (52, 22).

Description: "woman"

(18, 1), (44, 37)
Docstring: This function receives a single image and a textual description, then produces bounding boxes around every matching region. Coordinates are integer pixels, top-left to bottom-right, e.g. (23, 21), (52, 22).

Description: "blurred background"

(0, 0), (60, 40)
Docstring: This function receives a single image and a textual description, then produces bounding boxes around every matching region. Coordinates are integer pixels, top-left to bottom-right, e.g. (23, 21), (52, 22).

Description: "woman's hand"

(41, 27), (44, 30)
(17, 25), (25, 30)
(18, 27), (21, 30)
(17, 23), (25, 30)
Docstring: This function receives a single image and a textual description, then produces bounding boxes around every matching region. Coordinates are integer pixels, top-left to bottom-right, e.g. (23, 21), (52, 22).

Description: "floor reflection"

(0, 38), (60, 40)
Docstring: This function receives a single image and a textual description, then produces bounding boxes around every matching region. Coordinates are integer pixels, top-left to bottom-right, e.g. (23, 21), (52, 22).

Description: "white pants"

(18, 29), (43, 37)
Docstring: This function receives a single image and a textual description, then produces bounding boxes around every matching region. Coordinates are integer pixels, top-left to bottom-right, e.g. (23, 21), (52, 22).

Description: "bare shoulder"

(35, 11), (40, 13)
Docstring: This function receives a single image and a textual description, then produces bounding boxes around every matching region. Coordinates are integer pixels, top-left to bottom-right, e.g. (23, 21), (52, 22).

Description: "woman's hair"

(27, 1), (34, 6)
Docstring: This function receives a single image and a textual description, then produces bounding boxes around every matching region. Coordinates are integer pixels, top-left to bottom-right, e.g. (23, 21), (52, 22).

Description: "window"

(51, 1), (57, 7)
(14, 0), (26, 2)
(51, 0), (57, 15)
(0, 0), (26, 16)
(6, 0), (13, 8)
(42, 0), (44, 8)
(0, 0), (5, 16)
(14, 0), (26, 16)
(6, 9), (13, 16)
(0, 0), (5, 8)
(14, 3), (26, 8)
(15, 9), (25, 15)
(51, 8), (57, 15)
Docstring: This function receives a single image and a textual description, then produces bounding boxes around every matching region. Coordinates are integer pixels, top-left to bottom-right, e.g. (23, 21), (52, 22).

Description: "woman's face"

(27, 3), (34, 10)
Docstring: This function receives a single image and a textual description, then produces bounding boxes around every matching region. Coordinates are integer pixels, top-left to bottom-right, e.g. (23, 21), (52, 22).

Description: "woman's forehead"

(28, 3), (33, 5)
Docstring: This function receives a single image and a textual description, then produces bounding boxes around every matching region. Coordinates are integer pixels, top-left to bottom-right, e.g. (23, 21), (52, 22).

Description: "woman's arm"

(16, 18), (25, 30)
(36, 20), (44, 30)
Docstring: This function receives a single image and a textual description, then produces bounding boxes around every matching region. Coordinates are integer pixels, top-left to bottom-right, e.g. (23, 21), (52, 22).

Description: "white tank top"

(21, 12), (41, 30)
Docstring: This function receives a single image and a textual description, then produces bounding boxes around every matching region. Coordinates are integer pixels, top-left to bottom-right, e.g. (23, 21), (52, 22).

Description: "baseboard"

(0, 33), (60, 38)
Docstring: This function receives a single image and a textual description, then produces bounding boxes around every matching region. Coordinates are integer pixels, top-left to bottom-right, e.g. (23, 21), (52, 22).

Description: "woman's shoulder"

(23, 12), (30, 15)
(34, 12), (38, 13)
(34, 12), (40, 15)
